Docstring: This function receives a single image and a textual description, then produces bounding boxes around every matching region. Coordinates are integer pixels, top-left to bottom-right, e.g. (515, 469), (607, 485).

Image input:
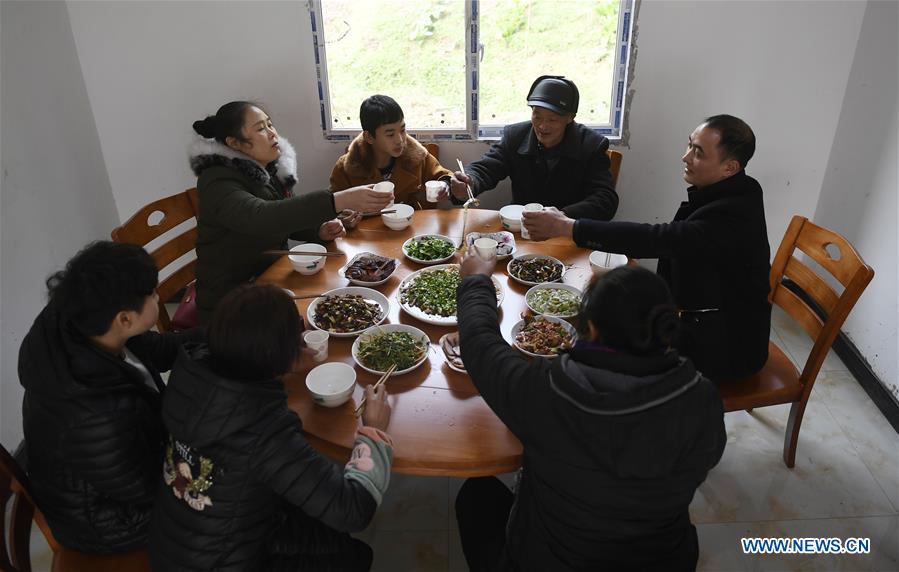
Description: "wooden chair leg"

(782, 400), (808, 468)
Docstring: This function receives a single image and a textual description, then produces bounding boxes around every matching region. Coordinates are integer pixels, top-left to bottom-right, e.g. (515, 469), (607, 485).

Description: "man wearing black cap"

(450, 76), (618, 220)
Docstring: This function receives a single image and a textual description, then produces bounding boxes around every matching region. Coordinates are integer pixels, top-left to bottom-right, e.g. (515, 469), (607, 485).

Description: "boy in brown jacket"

(330, 95), (465, 208)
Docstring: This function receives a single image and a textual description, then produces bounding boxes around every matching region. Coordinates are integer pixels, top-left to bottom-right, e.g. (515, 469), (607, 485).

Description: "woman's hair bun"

(648, 304), (679, 348)
(193, 115), (218, 138)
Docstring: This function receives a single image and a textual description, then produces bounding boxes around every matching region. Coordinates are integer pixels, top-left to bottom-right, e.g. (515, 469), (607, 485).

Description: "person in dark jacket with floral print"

(524, 114), (771, 381)
(454, 258), (726, 571)
(18, 241), (202, 553)
(149, 284), (393, 572)
(190, 101), (394, 323)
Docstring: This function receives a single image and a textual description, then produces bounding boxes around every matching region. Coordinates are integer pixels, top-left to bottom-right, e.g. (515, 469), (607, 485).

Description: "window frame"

(308, 0), (634, 142)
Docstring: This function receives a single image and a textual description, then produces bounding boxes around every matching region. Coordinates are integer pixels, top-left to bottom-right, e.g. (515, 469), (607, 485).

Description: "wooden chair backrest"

(0, 444), (60, 572)
(769, 216), (874, 399)
(606, 149), (622, 188)
(110, 188), (200, 332)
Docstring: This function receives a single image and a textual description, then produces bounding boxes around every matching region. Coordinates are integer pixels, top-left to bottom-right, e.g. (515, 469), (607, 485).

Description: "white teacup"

(520, 203), (544, 240)
(303, 330), (329, 362)
(473, 237), (498, 262)
(373, 181), (395, 208)
(425, 180), (444, 203)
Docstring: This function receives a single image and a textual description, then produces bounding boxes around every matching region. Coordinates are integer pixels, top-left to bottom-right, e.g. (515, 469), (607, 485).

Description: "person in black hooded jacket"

(149, 284), (394, 572)
(454, 258), (726, 572)
(18, 241), (203, 553)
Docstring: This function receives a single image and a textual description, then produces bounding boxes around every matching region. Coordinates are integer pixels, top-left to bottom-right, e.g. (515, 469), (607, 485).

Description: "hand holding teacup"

(521, 207), (576, 242)
(333, 183), (394, 214)
(460, 249), (496, 278)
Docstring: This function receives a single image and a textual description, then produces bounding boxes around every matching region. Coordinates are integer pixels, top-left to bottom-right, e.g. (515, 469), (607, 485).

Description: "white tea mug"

(425, 180), (444, 203)
(303, 330), (330, 363)
(473, 237), (498, 262)
(372, 181), (395, 208)
(520, 203), (544, 240)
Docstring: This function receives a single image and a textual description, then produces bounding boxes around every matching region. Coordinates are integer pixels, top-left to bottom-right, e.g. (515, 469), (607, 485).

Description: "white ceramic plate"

(439, 332), (466, 373)
(510, 316), (578, 358)
(402, 234), (457, 265)
(338, 252), (397, 286)
(397, 264), (504, 326)
(307, 287), (390, 338)
(525, 283), (583, 318)
(507, 253), (567, 286)
(352, 323), (430, 376)
(465, 231), (516, 260)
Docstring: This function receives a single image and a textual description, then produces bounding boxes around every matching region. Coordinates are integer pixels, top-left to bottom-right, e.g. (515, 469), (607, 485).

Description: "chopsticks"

(455, 159), (479, 206)
(361, 208), (398, 216)
(354, 363), (397, 416)
(263, 250), (346, 257)
(289, 293), (323, 300)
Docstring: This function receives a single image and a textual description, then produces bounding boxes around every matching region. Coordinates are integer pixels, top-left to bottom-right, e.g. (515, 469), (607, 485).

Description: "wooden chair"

(718, 215), (874, 467)
(111, 188), (200, 332)
(0, 444), (150, 572)
(606, 149), (622, 188)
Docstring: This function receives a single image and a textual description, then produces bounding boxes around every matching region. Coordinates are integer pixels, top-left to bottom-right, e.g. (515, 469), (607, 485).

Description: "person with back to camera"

(149, 284), (393, 572)
(448, 75), (618, 220)
(453, 253), (726, 571)
(18, 241), (203, 553)
(190, 101), (394, 323)
(329, 94), (469, 208)
(521, 114), (771, 381)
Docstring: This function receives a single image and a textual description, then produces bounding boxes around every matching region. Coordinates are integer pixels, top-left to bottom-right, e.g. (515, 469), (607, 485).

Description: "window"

(309, 0), (634, 141)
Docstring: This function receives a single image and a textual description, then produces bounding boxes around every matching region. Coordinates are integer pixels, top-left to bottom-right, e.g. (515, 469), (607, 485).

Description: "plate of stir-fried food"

(507, 254), (566, 285)
(307, 287), (389, 337)
(352, 324), (430, 375)
(511, 315), (577, 358)
(340, 252), (397, 286)
(398, 264), (503, 325)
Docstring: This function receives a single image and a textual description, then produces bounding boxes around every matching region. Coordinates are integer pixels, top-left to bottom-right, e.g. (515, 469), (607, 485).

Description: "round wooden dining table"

(258, 208), (597, 477)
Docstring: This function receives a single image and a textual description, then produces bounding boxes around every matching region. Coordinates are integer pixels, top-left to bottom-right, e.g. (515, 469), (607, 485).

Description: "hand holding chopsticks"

(455, 159), (480, 208)
(355, 363), (396, 418)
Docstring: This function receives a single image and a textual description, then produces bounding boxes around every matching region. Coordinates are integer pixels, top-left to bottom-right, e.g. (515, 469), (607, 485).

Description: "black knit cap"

(526, 75), (579, 115)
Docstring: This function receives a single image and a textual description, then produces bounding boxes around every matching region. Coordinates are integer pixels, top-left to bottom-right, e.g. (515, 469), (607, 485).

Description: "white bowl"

(307, 287), (390, 337)
(305, 362), (356, 407)
(382, 203), (414, 230)
(507, 253), (566, 286)
(499, 204), (524, 232)
(588, 251), (629, 275)
(525, 283), (583, 318)
(510, 316), (578, 358)
(352, 323), (431, 376)
(288, 243), (327, 275)
(402, 234), (457, 265)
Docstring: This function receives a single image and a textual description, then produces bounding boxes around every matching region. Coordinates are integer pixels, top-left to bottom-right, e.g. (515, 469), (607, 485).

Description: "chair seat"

(719, 342), (803, 412)
(53, 547), (150, 572)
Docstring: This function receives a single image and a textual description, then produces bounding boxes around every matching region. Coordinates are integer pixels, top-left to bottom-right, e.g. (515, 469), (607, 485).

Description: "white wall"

(0, 1), (120, 449)
(813, 0), (898, 396)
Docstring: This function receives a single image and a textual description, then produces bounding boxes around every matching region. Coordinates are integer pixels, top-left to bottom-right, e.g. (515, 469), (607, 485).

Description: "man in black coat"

(18, 241), (202, 553)
(450, 76), (619, 220)
(524, 114), (771, 381)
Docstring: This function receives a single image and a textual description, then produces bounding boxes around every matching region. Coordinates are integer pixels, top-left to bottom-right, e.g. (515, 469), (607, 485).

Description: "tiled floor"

(26, 308), (898, 571)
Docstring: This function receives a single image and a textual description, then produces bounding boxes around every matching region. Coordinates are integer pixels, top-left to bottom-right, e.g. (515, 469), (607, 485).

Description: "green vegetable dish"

(400, 268), (461, 317)
(357, 331), (428, 371)
(405, 236), (455, 261)
(528, 288), (581, 316)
